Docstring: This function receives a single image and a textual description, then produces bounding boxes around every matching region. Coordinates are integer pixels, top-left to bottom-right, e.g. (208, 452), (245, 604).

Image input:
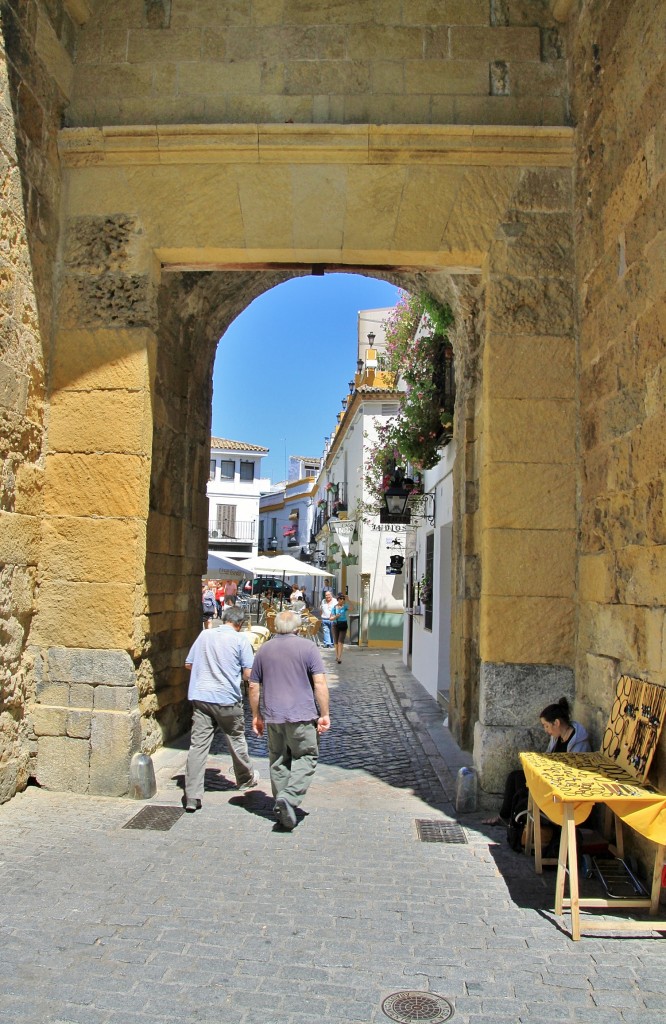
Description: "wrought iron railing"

(208, 520), (256, 541)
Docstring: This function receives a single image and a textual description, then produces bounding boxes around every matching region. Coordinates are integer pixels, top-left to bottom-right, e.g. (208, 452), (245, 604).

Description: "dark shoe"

(184, 797), (201, 813)
(274, 796), (297, 831)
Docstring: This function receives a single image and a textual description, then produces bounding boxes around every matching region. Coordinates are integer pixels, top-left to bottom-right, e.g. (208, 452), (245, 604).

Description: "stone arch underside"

(31, 123), (576, 794)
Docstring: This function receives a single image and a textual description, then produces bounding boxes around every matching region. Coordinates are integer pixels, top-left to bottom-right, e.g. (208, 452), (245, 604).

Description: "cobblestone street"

(1, 649), (665, 1024)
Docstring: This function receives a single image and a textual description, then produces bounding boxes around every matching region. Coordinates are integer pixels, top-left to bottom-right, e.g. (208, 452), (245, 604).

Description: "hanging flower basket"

(288, 511), (299, 521)
(328, 542), (340, 555)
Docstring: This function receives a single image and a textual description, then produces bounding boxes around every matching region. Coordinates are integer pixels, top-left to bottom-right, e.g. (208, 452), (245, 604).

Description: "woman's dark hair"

(540, 697), (572, 725)
(337, 593), (345, 600)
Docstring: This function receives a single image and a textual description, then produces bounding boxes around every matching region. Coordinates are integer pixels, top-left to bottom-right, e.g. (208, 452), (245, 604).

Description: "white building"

(312, 308), (405, 647)
(257, 455), (319, 588)
(207, 437), (270, 560)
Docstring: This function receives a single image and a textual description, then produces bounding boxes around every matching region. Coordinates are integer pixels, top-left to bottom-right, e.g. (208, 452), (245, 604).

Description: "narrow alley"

(1, 650), (664, 1024)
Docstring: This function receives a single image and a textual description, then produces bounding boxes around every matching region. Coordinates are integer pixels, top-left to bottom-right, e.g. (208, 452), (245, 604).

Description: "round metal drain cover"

(381, 991), (454, 1023)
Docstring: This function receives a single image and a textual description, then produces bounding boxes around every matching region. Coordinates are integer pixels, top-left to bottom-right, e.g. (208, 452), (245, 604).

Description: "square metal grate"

(415, 819), (467, 844)
(122, 806), (185, 831)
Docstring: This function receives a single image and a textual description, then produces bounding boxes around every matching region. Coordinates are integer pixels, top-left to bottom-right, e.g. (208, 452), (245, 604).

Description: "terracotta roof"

(210, 437), (269, 453)
(356, 386), (402, 396)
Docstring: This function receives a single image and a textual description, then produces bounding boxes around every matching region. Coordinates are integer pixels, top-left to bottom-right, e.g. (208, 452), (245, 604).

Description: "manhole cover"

(382, 991), (454, 1023)
(415, 820), (467, 844)
(122, 806), (185, 831)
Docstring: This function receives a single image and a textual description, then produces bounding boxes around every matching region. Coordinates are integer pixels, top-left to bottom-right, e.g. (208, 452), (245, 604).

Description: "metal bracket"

(410, 490), (436, 526)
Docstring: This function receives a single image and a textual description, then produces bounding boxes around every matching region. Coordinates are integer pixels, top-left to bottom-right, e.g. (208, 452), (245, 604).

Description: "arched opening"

(140, 267), (478, 756)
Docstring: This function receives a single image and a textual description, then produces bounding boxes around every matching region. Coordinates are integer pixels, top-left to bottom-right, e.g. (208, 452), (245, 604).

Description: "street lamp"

(367, 331), (376, 345)
(341, 396), (348, 410)
(348, 379), (355, 393)
(356, 358), (363, 374)
(380, 465), (413, 524)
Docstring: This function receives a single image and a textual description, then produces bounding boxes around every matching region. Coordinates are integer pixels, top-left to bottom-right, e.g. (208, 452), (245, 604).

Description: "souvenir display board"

(521, 751), (666, 844)
(600, 675), (666, 782)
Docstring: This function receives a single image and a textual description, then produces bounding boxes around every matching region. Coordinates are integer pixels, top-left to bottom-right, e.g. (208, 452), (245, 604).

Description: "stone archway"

(29, 122), (577, 794)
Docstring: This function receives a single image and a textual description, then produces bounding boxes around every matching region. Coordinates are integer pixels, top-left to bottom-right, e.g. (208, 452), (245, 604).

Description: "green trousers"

(267, 721), (319, 807)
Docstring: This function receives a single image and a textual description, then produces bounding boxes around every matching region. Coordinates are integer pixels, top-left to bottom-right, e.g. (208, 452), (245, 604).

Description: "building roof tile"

(210, 437), (269, 453)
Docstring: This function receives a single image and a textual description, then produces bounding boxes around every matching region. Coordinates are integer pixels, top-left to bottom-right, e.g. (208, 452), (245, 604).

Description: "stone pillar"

(32, 213), (157, 795)
(474, 167), (577, 793)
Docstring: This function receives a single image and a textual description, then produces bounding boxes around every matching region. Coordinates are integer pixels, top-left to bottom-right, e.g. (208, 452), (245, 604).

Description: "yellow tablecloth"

(520, 751), (666, 845)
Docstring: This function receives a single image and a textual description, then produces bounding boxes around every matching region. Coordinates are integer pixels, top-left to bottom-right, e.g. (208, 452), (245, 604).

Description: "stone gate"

(1, 0), (664, 801)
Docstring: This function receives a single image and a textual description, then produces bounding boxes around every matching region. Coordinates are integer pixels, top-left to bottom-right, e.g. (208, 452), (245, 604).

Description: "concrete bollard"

(455, 766), (478, 813)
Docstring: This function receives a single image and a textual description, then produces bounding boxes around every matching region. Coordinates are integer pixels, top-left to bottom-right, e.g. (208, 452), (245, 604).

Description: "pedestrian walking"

(201, 583), (218, 628)
(330, 593), (351, 663)
(319, 589), (336, 648)
(248, 609), (330, 830)
(183, 605), (260, 812)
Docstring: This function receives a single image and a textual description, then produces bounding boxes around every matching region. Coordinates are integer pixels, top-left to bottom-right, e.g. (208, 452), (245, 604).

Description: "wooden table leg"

(565, 804), (581, 941)
(650, 844), (665, 915)
(554, 808), (569, 916)
(533, 795), (543, 874)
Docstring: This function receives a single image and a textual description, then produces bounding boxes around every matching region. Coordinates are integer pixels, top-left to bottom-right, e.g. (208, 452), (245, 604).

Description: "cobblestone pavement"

(1, 648), (665, 1024)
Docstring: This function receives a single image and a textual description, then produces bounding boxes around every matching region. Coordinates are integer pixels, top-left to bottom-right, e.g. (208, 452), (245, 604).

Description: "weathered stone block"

(480, 594), (575, 665)
(32, 706), (68, 736)
(94, 685), (139, 712)
(47, 389), (152, 456)
(36, 735), (90, 792)
(473, 721), (545, 793)
(66, 710), (91, 738)
(44, 453), (150, 517)
(484, 335), (575, 400)
(482, 527), (575, 598)
(0, 511), (40, 565)
(579, 553), (617, 604)
(484, 397), (576, 465)
(479, 661), (575, 727)
(404, 60), (489, 95)
(89, 710), (141, 796)
(33, 583), (135, 650)
(488, 276), (575, 335)
(450, 26), (541, 60)
(41, 516), (145, 584)
(51, 328), (156, 392)
(69, 683), (94, 708)
(46, 647), (135, 686)
(35, 680), (69, 705)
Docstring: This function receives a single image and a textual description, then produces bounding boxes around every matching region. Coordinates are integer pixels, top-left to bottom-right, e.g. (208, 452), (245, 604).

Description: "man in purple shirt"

(248, 610), (331, 830)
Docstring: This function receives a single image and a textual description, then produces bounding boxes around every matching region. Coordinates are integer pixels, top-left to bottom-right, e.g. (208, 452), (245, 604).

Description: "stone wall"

(67, 0), (568, 127)
(569, 0), (666, 784)
(0, 1), (77, 802)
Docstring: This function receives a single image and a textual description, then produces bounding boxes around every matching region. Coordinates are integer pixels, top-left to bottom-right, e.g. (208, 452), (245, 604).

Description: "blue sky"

(212, 274), (400, 484)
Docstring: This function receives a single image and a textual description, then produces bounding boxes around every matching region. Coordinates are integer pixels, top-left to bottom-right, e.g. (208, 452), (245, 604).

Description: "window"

(219, 460), (234, 480)
(424, 533), (434, 632)
(216, 504), (237, 538)
(258, 520), (264, 548)
(209, 459), (216, 480)
(239, 461), (254, 482)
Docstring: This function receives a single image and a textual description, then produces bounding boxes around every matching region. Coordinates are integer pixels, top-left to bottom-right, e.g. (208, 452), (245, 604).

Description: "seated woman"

(483, 696), (591, 826)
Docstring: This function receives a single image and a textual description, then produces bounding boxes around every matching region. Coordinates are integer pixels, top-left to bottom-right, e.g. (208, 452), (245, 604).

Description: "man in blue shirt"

(184, 605), (260, 812)
(248, 610), (330, 830)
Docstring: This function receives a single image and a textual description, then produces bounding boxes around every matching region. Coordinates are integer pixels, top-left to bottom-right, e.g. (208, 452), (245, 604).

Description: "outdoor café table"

(520, 750), (666, 940)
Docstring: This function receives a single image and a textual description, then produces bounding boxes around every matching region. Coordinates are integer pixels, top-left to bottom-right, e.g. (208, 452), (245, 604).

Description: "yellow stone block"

(64, 167), (135, 217)
(482, 528), (575, 598)
(450, 26), (541, 61)
(51, 329), (156, 392)
(291, 166), (347, 250)
(125, 166), (247, 249)
(484, 398), (576, 465)
(480, 595), (575, 664)
(393, 166), (465, 252)
(44, 454), (150, 518)
(178, 61), (261, 96)
(47, 389), (152, 455)
(35, 10), (74, 98)
(445, 167), (520, 259)
(482, 462), (576, 530)
(485, 335), (575, 400)
(14, 463), (44, 516)
(236, 166), (294, 249)
(579, 553), (616, 604)
(41, 517), (145, 584)
(404, 59), (489, 95)
(347, 26), (423, 60)
(32, 581), (135, 649)
(344, 166), (407, 251)
(616, 544), (666, 607)
(0, 511), (40, 566)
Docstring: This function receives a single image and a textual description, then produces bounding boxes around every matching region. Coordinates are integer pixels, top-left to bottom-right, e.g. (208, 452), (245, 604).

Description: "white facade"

(257, 456), (318, 589)
(311, 307), (405, 647)
(207, 438), (270, 559)
(402, 442), (456, 703)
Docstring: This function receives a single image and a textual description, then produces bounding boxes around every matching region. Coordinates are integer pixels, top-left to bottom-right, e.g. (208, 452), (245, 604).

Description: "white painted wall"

(404, 440), (456, 700)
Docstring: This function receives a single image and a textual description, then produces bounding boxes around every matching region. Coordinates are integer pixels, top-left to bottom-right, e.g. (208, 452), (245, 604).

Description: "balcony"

(208, 520), (256, 543)
(314, 482), (348, 531)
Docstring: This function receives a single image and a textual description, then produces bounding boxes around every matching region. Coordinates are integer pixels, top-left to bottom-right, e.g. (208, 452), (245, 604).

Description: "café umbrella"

(226, 554), (333, 619)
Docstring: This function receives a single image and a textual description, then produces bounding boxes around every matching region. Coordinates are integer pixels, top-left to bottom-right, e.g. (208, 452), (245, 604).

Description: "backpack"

(202, 593), (216, 614)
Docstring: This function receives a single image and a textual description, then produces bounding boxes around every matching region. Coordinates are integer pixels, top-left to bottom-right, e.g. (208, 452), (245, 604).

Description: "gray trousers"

(267, 721), (319, 807)
(185, 700), (254, 800)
